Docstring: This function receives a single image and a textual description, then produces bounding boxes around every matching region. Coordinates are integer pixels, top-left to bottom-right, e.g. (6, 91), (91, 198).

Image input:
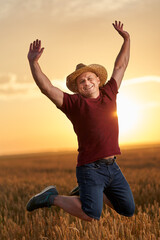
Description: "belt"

(94, 156), (116, 165)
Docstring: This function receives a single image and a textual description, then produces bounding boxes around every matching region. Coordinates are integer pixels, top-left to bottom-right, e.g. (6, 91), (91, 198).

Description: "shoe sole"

(26, 185), (57, 211)
(70, 186), (79, 196)
(34, 185), (56, 197)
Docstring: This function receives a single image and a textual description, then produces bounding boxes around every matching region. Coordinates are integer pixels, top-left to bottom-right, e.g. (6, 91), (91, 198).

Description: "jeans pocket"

(76, 163), (102, 185)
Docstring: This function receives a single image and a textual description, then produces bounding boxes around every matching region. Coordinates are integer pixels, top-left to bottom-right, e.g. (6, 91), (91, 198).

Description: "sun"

(117, 95), (139, 134)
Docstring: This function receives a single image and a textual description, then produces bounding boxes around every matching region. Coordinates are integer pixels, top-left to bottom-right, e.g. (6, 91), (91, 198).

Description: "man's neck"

(81, 90), (100, 99)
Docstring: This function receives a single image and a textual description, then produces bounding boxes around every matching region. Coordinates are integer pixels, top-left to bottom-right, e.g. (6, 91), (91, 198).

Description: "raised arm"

(111, 21), (130, 89)
(28, 39), (63, 107)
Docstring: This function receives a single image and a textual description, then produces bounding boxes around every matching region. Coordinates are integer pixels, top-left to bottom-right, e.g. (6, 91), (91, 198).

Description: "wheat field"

(0, 145), (160, 240)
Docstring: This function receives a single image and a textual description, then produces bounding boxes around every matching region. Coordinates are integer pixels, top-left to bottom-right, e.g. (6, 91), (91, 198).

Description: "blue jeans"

(76, 159), (135, 220)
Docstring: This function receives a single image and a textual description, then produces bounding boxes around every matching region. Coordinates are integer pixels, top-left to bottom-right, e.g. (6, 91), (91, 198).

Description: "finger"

(36, 39), (39, 47)
(40, 47), (44, 53)
(118, 21), (121, 27)
(39, 47), (44, 56)
(36, 39), (41, 49)
(29, 43), (33, 51)
(33, 41), (36, 49)
(39, 40), (41, 49)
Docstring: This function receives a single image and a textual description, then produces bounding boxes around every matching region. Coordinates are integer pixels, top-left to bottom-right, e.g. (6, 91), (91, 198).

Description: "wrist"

(124, 33), (130, 41)
(123, 37), (130, 44)
(28, 59), (39, 66)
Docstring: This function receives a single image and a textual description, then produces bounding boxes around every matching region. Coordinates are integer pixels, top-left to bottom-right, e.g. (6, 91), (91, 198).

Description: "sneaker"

(26, 186), (58, 212)
(69, 186), (79, 196)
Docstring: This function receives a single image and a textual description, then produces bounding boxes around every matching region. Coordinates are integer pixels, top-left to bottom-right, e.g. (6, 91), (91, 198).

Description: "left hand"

(28, 39), (44, 63)
(112, 21), (130, 40)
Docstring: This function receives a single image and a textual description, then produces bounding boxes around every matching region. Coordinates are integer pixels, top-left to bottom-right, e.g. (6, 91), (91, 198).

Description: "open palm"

(28, 39), (44, 62)
(112, 21), (130, 40)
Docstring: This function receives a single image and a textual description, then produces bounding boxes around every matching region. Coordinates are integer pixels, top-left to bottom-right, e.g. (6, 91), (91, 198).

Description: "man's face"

(76, 72), (100, 98)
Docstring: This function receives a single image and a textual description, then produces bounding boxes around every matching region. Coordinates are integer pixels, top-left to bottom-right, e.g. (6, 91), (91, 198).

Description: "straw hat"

(66, 63), (108, 93)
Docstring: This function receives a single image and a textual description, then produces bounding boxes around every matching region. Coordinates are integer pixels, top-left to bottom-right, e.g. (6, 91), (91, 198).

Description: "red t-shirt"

(58, 78), (121, 166)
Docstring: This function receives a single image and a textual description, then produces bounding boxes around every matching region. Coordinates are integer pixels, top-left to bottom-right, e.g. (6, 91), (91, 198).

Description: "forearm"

(114, 37), (130, 70)
(29, 61), (52, 93)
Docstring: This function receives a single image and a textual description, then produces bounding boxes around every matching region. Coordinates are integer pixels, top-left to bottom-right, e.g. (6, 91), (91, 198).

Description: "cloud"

(123, 76), (160, 86)
(0, 0), (140, 20)
(0, 1), (13, 19)
(0, 0), (42, 19)
(0, 72), (70, 100)
(0, 74), (11, 84)
(120, 76), (160, 110)
(0, 74), (160, 105)
(0, 73), (36, 100)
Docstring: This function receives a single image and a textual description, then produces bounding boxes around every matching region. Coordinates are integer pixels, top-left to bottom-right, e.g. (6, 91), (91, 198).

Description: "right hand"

(27, 39), (44, 62)
(112, 21), (130, 41)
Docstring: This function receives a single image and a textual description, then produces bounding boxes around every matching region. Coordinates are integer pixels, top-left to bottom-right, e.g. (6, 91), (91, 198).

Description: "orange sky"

(0, 0), (160, 155)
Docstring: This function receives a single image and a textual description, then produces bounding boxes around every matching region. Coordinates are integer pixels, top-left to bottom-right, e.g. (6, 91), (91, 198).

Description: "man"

(26, 21), (135, 221)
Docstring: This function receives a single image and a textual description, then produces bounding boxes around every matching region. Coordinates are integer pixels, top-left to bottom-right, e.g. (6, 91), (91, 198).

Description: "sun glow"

(117, 95), (139, 134)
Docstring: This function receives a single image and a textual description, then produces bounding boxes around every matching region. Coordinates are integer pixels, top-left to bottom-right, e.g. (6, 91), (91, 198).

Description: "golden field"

(0, 144), (160, 240)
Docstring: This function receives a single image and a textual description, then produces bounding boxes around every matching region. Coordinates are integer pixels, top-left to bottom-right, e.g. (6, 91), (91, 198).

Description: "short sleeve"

(57, 92), (79, 116)
(100, 78), (118, 100)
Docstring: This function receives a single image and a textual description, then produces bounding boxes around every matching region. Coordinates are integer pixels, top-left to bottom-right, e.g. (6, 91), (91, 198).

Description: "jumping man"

(26, 21), (135, 221)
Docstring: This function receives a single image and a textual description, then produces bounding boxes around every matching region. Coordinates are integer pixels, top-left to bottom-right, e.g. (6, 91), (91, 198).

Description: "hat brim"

(66, 64), (108, 93)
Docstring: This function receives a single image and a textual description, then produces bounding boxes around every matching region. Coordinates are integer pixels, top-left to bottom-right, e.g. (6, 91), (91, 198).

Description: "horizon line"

(1, 142), (160, 158)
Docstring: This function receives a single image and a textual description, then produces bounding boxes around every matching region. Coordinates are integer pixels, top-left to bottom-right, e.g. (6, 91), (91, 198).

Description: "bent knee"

(83, 214), (94, 222)
(83, 213), (100, 221)
(121, 201), (135, 217)
(126, 204), (135, 217)
(82, 206), (101, 221)
(80, 207), (98, 221)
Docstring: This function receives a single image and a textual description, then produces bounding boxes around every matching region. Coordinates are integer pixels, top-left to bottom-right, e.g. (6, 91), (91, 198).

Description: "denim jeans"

(76, 159), (135, 220)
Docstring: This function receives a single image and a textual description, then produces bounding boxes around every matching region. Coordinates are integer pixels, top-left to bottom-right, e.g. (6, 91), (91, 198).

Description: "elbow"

(40, 86), (53, 99)
(114, 64), (126, 72)
(40, 88), (48, 95)
(115, 60), (128, 71)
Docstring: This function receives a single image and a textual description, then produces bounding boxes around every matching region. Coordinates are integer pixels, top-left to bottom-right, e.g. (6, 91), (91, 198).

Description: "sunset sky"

(0, 0), (160, 155)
